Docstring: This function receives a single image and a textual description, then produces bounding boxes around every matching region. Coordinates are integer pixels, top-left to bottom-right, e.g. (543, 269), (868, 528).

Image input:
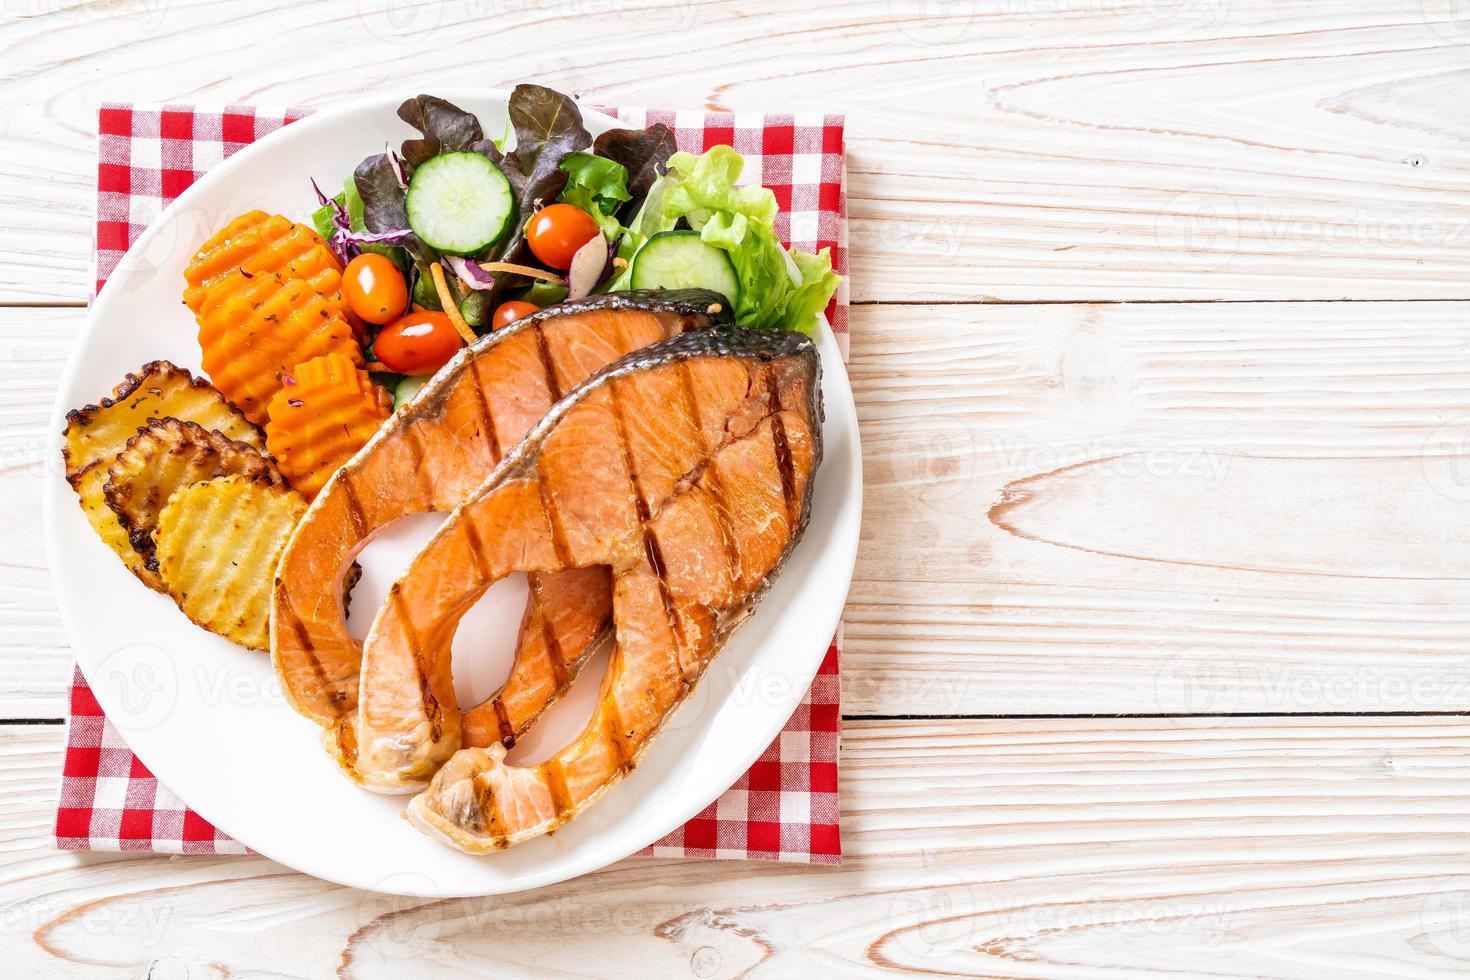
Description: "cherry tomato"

(525, 203), (599, 270)
(372, 311), (462, 375)
(492, 301), (539, 330)
(342, 253), (409, 325)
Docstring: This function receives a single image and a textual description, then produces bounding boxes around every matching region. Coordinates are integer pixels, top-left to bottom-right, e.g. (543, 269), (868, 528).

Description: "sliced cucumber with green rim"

(393, 374), (431, 410)
(405, 152), (514, 256)
(629, 230), (739, 306)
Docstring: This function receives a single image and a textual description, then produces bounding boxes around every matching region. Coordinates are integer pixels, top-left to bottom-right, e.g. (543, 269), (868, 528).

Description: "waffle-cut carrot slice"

(184, 212), (348, 319)
(198, 270), (363, 425)
(265, 352), (393, 499)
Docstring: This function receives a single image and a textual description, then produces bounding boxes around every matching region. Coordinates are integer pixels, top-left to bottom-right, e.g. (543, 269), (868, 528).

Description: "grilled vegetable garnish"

(105, 418), (286, 571)
(154, 475), (306, 651)
(69, 462), (164, 592)
(265, 353), (392, 500)
(62, 360), (262, 479)
(197, 270), (363, 424)
(183, 211), (348, 319)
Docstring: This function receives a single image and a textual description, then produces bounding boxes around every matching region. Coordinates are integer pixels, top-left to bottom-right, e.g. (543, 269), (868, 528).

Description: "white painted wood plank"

(5, 719), (1470, 977)
(1, 0), (1468, 302)
(849, 299), (1470, 714)
(12, 301), (1470, 716)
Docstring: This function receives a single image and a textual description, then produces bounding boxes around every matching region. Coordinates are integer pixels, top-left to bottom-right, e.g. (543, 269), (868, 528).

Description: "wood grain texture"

(850, 299), (1470, 714)
(6, 719), (1470, 978)
(15, 301), (1470, 716)
(2, 0), (1469, 302)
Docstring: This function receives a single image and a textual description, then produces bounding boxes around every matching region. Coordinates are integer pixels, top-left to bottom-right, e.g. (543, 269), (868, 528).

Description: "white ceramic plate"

(44, 89), (860, 897)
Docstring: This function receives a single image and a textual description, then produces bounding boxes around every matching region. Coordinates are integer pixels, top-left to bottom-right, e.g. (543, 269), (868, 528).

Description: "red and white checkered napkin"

(57, 103), (849, 865)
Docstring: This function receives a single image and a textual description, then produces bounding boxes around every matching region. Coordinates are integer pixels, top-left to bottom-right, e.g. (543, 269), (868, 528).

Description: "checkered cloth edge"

(59, 102), (848, 865)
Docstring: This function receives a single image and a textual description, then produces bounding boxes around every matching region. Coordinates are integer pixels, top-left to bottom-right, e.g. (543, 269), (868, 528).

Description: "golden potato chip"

(105, 417), (286, 571)
(67, 461), (164, 592)
(154, 474), (306, 651)
(63, 360), (262, 478)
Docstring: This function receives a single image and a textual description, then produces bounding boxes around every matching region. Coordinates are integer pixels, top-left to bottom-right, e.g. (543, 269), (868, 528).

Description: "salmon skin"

(269, 290), (733, 761)
(347, 327), (821, 842)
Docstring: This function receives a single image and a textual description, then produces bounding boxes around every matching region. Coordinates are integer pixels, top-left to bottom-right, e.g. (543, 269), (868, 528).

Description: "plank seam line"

(852, 297), (1470, 307)
(9, 298), (1470, 311)
(849, 711), (1470, 720)
(6, 713), (1470, 727)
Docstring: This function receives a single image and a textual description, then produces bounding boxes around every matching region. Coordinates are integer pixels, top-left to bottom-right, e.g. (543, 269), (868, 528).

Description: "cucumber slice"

(629, 230), (739, 306)
(393, 374), (431, 410)
(405, 152), (514, 256)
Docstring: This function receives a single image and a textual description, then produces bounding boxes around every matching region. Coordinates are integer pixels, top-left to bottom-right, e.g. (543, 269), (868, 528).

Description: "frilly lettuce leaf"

(613, 145), (839, 333)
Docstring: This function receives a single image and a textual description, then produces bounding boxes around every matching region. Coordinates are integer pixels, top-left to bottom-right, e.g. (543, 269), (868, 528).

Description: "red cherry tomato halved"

(373, 311), (463, 375)
(525, 203), (599, 270)
(492, 301), (540, 330)
(342, 253), (409, 326)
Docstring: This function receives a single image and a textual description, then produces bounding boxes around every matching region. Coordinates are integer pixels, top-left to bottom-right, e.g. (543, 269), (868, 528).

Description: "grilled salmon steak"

(346, 329), (821, 843)
(270, 291), (732, 756)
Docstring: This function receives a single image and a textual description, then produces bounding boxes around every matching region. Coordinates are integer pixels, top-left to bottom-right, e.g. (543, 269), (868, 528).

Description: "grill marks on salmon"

(340, 329), (820, 841)
(269, 292), (732, 767)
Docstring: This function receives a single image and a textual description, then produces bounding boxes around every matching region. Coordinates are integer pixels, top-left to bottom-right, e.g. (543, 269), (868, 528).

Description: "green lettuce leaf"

(557, 152), (632, 239)
(616, 146), (838, 332)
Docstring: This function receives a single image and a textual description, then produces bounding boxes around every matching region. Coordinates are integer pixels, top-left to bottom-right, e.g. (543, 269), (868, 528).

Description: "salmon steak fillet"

(344, 328), (821, 844)
(269, 291), (732, 759)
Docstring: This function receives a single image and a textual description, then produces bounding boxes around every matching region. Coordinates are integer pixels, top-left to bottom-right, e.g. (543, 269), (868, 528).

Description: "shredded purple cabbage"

(342, 227), (416, 247)
(311, 178), (354, 264)
(444, 254), (496, 291)
(312, 177), (414, 262)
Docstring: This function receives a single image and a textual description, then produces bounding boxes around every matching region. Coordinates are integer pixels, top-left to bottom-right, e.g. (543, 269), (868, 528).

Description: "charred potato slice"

(104, 418), (286, 571)
(63, 360), (262, 478)
(154, 474), (306, 651)
(68, 462), (164, 592)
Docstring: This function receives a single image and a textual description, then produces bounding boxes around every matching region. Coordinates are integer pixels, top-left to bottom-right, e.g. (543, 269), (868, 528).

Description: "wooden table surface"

(4, 1), (1469, 976)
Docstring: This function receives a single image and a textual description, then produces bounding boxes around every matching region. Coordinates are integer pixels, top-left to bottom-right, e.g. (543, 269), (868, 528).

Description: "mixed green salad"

(311, 84), (840, 368)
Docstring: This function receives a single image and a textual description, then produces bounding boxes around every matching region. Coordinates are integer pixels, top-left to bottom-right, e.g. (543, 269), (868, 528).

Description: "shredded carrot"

(474, 261), (565, 283)
(428, 262), (479, 346)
